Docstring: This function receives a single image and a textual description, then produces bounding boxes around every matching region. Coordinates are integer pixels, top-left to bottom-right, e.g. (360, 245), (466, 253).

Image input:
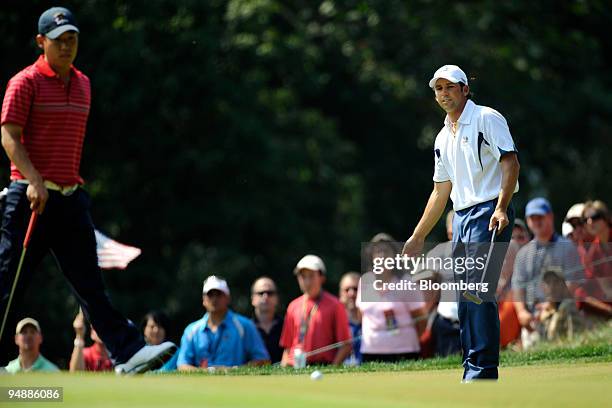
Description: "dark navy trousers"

(452, 198), (514, 380)
(0, 182), (144, 365)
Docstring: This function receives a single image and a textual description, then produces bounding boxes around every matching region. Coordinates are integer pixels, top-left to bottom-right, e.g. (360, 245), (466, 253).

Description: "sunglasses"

(567, 218), (584, 227)
(253, 290), (277, 296)
(342, 286), (358, 292)
(586, 212), (606, 222)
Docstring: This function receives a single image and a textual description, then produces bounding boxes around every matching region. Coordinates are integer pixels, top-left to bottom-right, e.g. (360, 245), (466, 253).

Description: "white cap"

(565, 203), (585, 221)
(16, 317), (41, 334)
(429, 65), (468, 88)
(294, 254), (326, 275)
(202, 275), (230, 296)
(562, 222), (574, 237)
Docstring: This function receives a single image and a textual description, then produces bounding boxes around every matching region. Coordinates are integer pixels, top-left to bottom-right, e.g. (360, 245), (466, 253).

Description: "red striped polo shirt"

(1, 55), (91, 185)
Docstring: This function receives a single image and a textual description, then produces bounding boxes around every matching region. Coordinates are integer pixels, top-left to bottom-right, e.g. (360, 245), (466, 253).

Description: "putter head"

(462, 290), (483, 305)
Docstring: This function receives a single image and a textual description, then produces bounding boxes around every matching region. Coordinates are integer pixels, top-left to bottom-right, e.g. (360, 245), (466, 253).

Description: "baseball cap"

(513, 218), (528, 231)
(16, 317), (41, 334)
(565, 203), (585, 221)
(202, 275), (230, 296)
(294, 254), (326, 275)
(429, 65), (468, 88)
(562, 222), (574, 237)
(38, 7), (80, 39)
(525, 197), (553, 217)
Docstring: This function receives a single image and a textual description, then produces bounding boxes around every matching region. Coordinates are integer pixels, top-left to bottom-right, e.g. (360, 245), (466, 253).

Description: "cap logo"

(53, 12), (68, 25)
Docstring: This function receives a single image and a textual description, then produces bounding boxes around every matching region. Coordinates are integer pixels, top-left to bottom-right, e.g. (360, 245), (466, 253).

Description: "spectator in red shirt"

(280, 255), (352, 367)
(0, 7), (175, 372)
(580, 201), (612, 317)
(69, 310), (112, 372)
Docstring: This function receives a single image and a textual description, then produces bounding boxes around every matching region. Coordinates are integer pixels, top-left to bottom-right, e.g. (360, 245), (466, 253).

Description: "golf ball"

(310, 370), (323, 381)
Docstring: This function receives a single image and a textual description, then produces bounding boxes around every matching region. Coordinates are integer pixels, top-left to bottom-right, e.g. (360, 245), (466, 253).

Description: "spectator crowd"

(3, 198), (610, 373)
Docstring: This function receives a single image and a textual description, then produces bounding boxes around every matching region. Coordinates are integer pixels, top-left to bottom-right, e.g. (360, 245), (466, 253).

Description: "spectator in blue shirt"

(177, 276), (270, 370)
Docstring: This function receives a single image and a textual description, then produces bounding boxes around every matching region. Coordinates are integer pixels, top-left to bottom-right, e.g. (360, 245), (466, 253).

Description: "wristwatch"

(74, 338), (85, 348)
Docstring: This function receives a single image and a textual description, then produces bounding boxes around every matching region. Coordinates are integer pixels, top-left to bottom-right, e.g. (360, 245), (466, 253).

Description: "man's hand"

(73, 310), (86, 339)
(402, 235), (425, 257)
(489, 207), (510, 233)
(26, 181), (48, 214)
(517, 309), (534, 329)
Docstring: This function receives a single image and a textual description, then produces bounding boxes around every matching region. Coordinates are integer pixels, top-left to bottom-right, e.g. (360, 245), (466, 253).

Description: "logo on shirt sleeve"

(477, 132), (490, 171)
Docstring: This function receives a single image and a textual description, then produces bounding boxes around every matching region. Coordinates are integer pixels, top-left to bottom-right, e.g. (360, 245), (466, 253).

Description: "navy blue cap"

(525, 198), (552, 217)
(38, 7), (79, 39)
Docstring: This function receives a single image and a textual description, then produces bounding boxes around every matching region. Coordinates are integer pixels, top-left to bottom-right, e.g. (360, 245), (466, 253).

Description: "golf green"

(1, 362), (610, 407)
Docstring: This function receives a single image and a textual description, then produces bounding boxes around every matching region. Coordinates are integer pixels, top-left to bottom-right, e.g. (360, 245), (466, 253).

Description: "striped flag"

(94, 230), (142, 270)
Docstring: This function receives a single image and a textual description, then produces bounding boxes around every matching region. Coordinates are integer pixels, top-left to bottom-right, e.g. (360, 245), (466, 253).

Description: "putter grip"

(23, 212), (38, 248)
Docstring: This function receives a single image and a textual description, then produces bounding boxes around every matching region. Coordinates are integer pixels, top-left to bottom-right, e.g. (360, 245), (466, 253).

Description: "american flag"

(94, 230), (142, 270)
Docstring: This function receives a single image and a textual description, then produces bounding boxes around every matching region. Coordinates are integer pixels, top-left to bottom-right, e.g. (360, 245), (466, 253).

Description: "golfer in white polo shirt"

(402, 65), (520, 381)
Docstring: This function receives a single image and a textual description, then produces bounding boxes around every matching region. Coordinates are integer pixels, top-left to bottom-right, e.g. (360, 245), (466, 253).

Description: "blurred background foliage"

(1, 0), (611, 365)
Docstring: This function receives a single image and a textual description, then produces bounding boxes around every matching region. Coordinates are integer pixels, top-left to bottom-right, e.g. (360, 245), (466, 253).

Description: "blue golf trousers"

(452, 198), (514, 380)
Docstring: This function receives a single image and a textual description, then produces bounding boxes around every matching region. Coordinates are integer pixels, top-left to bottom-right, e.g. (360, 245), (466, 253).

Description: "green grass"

(1, 323), (610, 407)
(167, 321), (612, 376)
(2, 363), (611, 407)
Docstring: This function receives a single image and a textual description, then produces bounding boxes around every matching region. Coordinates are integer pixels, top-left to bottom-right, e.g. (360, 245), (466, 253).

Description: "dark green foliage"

(0, 1), (610, 364)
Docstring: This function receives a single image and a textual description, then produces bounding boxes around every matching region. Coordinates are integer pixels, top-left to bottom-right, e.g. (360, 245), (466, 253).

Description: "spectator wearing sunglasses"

(579, 201), (612, 318)
(512, 218), (532, 248)
(583, 201), (611, 245)
(562, 203), (592, 244)
(339, 272), (362, 365)
(251, 277), (284, 363)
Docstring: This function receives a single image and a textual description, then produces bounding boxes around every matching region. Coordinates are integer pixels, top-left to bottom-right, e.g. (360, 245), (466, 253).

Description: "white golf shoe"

(114, 341), (177, 375)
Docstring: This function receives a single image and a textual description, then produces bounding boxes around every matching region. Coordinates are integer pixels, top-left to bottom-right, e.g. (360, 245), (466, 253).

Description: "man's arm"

(177, 364), (199, 371)
(247, 359), (270, 367)
(69, 342), (86, 372)
(244, 321), (271, 366)
(582, 296), (612, 316)
(332, 343), (352, 366)
(497, 241), (520, 297)
(402, 181), (452, 256)
(176, 327), (198, 371)
(331, 302), (353, 366)
(1, 123), (48, 214)
(490, 152), (520, 232)
(410, 307), (428, 336)
(280, 349), (291, 367)
(512, 288), (534, 329)
(69, 312), (86, 372)
(512, 248), (534, 328)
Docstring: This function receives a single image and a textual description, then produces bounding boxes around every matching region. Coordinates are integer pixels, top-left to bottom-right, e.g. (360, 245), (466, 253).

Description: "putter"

(0, 211), (38, 342)
(462, 226), (497, 305)
(301, 313), (430, 359)
(271, 313), (433, 367)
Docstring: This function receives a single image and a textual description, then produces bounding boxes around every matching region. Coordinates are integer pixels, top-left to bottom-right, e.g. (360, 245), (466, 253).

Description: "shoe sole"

(119, 345), (177, 375)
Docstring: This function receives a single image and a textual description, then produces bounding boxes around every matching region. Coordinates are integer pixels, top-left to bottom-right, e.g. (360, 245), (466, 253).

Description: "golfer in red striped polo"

(0, 7), (175, 373)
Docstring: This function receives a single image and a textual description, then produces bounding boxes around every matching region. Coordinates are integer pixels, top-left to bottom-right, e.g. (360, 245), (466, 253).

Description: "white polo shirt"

(433, 100), (519, 211)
